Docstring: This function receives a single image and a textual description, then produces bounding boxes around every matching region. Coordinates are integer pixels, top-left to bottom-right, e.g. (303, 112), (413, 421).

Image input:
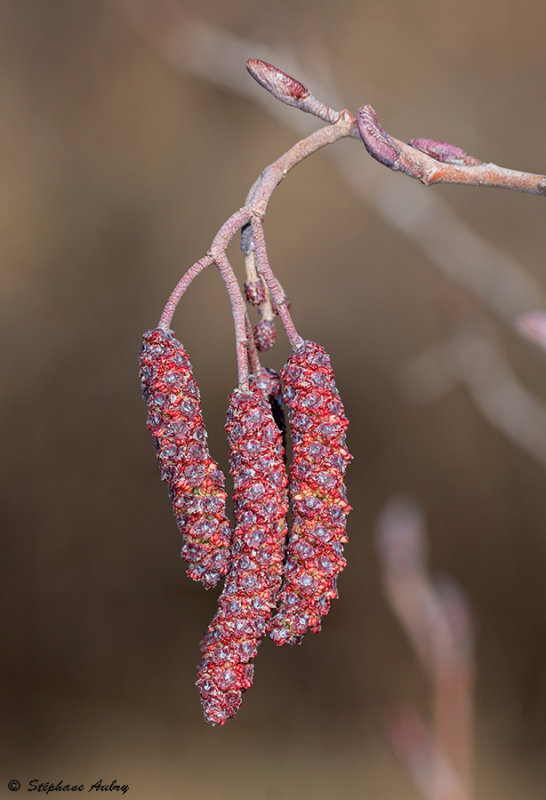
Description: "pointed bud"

(408, 138), (482, 166)
(247, 59), (310, 108)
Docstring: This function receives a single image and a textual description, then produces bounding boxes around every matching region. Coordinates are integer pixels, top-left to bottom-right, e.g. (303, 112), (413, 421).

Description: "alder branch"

(114, 0), (546, 347)
(245, 59), (546, 197)
(116, 2), (546, 458)
(246, 63), (546, 196)
(357, 104), (546, 196)
(156, 107), (354, 377)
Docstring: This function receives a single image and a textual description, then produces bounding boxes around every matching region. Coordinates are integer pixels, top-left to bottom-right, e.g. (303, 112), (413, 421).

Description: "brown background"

(1, 1), (545, 798)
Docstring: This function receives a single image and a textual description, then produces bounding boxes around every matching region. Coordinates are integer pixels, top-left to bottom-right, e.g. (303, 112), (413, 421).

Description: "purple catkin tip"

(357, 104), (400, 169)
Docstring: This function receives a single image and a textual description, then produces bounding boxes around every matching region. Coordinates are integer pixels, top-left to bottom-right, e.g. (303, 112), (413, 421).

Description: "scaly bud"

(246, 59), (310, 108)
(357, 104), (401, 169)
(139, 328), (232, 589)
(408, 137), (483, 166)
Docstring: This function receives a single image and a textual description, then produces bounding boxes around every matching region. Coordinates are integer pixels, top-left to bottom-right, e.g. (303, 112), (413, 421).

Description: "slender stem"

(245, 111), (356, 215)
(214, 250), (250, 390)
(251, 218), (303, 351)
(158, 255), (213, 329)
(395, 136), (546, 194)
(159, 207), (252, 331)
(236, 115), (355, 351)
(161, 114), (355, 357)
(159, 207), (253, 389)
(243, 248), (275, 336)
(245, 315), (262, 376)
(209, 207), (252, 253)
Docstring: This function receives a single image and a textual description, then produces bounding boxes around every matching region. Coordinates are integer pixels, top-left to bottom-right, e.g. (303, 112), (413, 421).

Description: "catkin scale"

(269, 340), (352, 645)
(139, 328), (232, 589)
(197, 387), (288, 725)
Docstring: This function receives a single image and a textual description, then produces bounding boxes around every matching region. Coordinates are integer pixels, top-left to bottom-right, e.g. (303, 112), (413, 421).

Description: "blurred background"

(1, 1), (545, 797)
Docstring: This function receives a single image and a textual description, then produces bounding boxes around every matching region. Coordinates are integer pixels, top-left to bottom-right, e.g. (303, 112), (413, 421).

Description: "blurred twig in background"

(400, 325), (546, 472)
(375, 497), (474, 800)
(517, 311), (546, 355)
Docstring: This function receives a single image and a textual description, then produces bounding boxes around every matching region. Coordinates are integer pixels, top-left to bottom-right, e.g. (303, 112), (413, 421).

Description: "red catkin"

(197, 387), (288, 725)
(139, 328), (232, 589)
(269, 340), (352, 645)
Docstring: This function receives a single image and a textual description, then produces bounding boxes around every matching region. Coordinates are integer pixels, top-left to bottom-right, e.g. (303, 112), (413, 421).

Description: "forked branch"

(358, 104), (546, 195)
(158, 57), (545, 391)
(249, 59), (546, 196)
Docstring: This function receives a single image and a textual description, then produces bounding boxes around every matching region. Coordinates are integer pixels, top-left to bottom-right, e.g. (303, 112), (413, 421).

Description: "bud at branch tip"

(246, 58), (310, 108)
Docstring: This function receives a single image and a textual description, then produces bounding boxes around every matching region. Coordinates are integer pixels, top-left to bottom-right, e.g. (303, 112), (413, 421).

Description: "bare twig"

(245, 61), (545, 197)
(375, 497), (474, 800)
(155, 103), (354, 380)
(115, 1), (546, 339)
(243, 105), (356, 217)
(158, 254), (213, 330)
(250, 217), (303, 350)
(358, 104), (546, 196)
(155, 76), (355, 371)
